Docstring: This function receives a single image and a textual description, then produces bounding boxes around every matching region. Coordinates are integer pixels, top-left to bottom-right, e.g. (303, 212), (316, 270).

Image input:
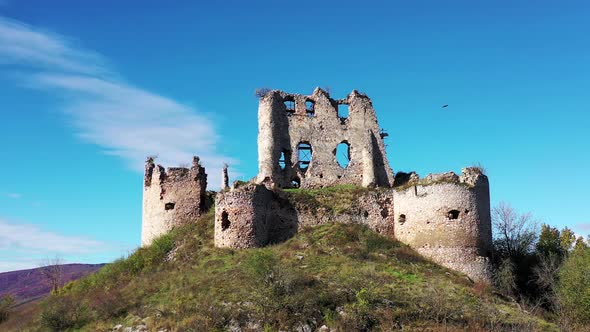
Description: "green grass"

(284, 184), (377, 214)
(20, 201), (557, 332)
(393, 177), (473, 192)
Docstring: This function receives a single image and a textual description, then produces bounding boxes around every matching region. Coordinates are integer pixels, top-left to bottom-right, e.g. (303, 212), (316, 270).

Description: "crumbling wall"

(214, 184), (273, 248)
(214, 184), (395, 249)
(392, 168), (492, 281)
(215, 168), (492, 282)
(284, 190), (395, 238)
(256, 88), (394, 189)
(141, 157), (207, 246)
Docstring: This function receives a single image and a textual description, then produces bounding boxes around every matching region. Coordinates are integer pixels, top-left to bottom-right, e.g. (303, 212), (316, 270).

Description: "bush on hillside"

(0, 294), (15, 323)
(557, 247), (590, 327)
(40, 295), (90, 331)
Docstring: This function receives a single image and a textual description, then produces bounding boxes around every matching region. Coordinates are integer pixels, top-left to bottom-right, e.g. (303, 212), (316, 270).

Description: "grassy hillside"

(5, 194), (557, 331)
(0, 264), (105, 304)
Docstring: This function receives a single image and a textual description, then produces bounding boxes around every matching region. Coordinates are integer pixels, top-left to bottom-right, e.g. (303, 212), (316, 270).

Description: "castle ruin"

(256, 88), (393, 188)
(142, 156), (208, 246)
(142, 88), (493, 281)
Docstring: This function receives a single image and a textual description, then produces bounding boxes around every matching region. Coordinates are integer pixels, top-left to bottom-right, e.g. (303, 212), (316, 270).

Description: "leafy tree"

(557, 246), (590, 325)
(573, 236), (589, 253)
(560, 227), (576, 253)
(536, 224), (563, 258)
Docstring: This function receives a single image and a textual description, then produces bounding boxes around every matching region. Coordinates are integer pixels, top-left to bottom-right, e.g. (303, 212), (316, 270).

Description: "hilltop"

(3, 187), (557, 331)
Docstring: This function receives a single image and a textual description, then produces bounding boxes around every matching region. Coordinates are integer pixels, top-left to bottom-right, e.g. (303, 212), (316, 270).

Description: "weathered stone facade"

(214, 89), (493, 281)
(256, 88), (394, 189)
(215, 185), (395, 249)
(393, 167), (492, 281)
(141, 88), (493, 281)
(141, 156), (207, 246)
(214, 184), (273, 248)
(214, 170), (491, 281)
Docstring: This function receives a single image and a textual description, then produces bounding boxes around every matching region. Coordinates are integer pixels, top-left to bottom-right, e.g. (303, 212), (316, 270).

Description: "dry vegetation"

(18, 219), (553, 330)
(3, 196), (559, 331)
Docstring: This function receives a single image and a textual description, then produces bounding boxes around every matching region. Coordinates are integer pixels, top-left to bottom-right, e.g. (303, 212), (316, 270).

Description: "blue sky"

(1, 0), (589, 272)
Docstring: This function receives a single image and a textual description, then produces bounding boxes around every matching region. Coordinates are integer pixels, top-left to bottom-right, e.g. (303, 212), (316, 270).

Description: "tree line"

(491, 202), (590, 330)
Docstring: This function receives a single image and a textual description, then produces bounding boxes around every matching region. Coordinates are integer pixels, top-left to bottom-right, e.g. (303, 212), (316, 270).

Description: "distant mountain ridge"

(0, 263), (104, 303)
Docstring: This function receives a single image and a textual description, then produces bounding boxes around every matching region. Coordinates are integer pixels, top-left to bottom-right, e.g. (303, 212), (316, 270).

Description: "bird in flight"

(442, 104), (449, 108)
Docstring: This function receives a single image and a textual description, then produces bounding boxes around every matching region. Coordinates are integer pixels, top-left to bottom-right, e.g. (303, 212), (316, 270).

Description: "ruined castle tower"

(214, 88), (493, 281)
(256, 88), (394, 189)
(141, 156), (207, 246)
(393, 168), (493, 281)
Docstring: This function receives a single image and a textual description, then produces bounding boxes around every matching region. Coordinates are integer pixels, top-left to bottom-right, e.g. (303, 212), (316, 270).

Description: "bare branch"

(39, 256), (64, 294)
(492, 202), (539, 258)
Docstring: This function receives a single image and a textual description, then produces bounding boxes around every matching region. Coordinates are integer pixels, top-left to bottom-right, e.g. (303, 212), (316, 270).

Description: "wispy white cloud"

(0, 219), (106, 254)
(0, 17), (109, 76)
(0, 16), (235, 187)
(575, 223), (590, 231)
(0, 218), (133, 272)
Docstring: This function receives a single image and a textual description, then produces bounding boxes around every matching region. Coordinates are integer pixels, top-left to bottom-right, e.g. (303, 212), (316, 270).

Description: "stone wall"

(288, 190), (395, 238)
(141, 157), (207, 246)
(214, 184), (395, 249)
(141, 87), (494, 282)
(214, 168), (492, 282)
(214, 184), (273, 248)
(256, 88), (394, 189)
(392, 167), (492, 281)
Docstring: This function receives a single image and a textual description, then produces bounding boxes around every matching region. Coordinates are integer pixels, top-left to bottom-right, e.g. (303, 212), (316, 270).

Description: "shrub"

(333, 288), (378, 331)
(473, 162), (487, 175)
(0, 294), (15, 323)
(40, 295), (90, 331)
(255, 88), (271, 98)
(89, 288), (129, 319)
(557, 247), (590, 325)
(494, 258), (517, 297)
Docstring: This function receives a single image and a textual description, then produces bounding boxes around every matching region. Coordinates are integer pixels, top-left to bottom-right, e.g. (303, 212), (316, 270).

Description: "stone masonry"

(215, 89), (493, 281)
(393, 167), (493, 281)
(141, 156), (207, 246)
(256, 88), (394, 189)
(141, 88), (493, 281)
(214, 184), (395, 249)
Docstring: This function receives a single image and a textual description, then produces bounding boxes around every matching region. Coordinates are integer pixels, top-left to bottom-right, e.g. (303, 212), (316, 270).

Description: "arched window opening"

(336, 142), (351, 168)
(278, 149), (290, 170)
(221, 211), (230, 230)
(305, 100), (315, 117)
(297, 142), (312, 171)
(448, 210), (460, 220)
(338, 103), (349, 119)
(290, 177), (301, 188)
(399, 214), (406, 225)
(284, 97), (295, 115)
